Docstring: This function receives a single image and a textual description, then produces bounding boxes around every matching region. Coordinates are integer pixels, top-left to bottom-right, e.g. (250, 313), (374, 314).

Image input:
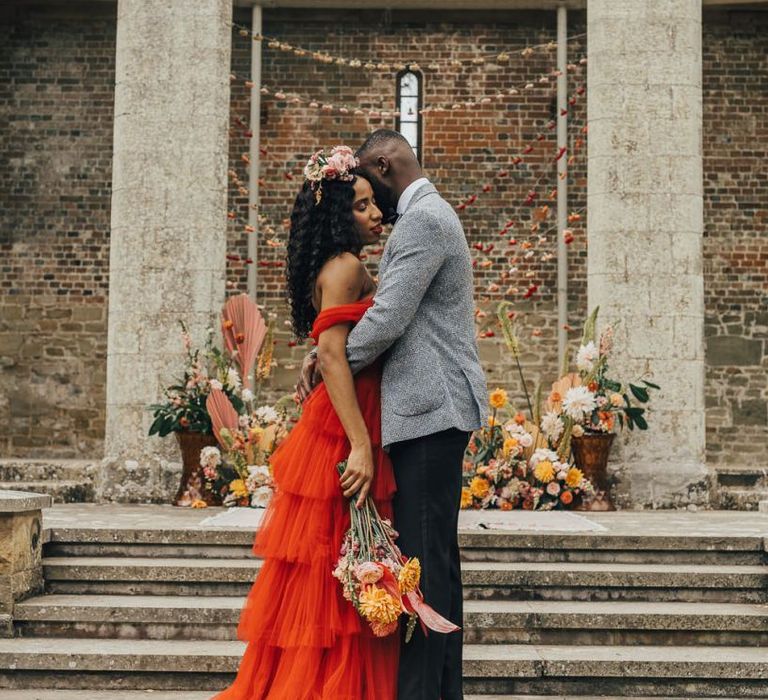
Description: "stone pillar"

(101, 0), (232, 501)
(0, 490), (51, 637)
(587, 0), (707, 507)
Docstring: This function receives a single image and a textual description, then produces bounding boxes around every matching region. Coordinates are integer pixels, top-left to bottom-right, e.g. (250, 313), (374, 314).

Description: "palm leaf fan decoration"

(206, 388), (240, 446)
(221, 293), (267, 390)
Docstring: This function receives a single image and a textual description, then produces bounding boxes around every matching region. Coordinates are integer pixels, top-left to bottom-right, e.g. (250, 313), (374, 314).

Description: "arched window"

(396, 69), (423, 163)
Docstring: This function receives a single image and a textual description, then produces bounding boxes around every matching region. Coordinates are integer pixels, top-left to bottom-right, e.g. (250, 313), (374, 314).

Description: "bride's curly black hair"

(285, 177), (363, 340)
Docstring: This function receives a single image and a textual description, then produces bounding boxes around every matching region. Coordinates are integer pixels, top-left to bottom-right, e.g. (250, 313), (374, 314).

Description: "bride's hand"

(340, 442), (374, 509)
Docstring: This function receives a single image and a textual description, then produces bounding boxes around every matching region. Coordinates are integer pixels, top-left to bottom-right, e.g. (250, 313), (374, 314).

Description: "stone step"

(14, 594), (768, 646)
(718, 489), (768, 512)
(41, 557), (768, 603)
(0, 481), (94, 504)
(44, 523), (768, 566)
(714, 466), (768, 511)
(0, 695), (742, 700)
(0, 459), (98, 484)
(0, 639), (765, 695)
(716, 466), (768, 490)
(43, 536), (767, 565)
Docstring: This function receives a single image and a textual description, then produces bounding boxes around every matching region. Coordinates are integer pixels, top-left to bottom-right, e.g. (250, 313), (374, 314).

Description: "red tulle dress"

(214, 297), (399, 700)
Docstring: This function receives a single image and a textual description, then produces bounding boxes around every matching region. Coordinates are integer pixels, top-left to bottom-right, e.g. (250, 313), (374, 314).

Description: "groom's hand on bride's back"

(295, 349), (321, 403)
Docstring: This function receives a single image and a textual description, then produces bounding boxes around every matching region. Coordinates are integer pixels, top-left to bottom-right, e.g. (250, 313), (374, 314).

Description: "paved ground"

(42, 503), (768, 539)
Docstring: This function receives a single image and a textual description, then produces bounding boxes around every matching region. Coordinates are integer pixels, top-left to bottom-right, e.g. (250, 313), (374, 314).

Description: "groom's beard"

(382, 206), (398, 226)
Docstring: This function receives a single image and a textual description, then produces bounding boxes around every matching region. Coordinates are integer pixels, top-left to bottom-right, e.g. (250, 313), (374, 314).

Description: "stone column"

(587, 0), (707, 507)
(101, 0), (232, 501)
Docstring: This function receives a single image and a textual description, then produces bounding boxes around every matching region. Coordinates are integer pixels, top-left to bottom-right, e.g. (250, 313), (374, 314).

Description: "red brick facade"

(0, 4), (765, 474)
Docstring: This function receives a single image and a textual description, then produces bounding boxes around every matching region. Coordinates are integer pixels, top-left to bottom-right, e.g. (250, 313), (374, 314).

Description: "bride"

(213, 145), (399, 699)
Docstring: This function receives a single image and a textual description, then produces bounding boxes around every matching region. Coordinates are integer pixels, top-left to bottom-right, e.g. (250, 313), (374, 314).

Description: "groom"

(301, 129), (487, 699)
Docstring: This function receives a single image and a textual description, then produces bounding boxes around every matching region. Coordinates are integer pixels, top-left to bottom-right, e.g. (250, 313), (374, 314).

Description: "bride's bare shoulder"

(315, 252), (368, 303)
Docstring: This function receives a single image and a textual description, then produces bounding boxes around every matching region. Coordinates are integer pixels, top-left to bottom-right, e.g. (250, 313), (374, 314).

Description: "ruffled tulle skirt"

(213, 361), (399, 700)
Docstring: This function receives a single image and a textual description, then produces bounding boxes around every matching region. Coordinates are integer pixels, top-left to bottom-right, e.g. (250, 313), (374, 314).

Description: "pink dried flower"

(354, 562), (383, 584)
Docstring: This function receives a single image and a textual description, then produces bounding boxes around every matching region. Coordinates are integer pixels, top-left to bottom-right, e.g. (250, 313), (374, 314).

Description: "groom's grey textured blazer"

(346, 181), (488, 448)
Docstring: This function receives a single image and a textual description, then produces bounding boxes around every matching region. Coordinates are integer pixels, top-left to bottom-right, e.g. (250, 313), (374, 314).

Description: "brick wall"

(0, 4), (765, 477)
(0, 3), (115, 456)
(702, 10), (768, 470)
(227, 7), (589, 410)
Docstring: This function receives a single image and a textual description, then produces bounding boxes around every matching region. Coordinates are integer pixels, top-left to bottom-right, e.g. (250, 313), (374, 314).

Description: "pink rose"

(546, 481), (561, 496)
(354, 562), (383, 584)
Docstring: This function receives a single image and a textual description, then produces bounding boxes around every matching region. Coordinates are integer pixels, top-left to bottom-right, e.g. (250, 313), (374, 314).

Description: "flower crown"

(303, 145), (359, 205)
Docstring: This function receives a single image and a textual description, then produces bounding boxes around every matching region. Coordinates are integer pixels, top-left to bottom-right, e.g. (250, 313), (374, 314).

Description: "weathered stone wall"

(0, 5), (765, 493)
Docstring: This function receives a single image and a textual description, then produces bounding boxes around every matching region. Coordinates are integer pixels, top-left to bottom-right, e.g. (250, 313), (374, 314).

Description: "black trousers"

(389, 427), (470, 700)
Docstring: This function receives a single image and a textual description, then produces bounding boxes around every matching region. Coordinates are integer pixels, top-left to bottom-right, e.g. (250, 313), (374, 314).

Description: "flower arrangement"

(148, 293), (285, 507)
(204, 388), (295, 507)
(462, 391), (594, 511)
(147, 322), (245, 438)
(148, 294), (273, 438)
(537, 307), (660, 457)
(333, 461), (459, 640)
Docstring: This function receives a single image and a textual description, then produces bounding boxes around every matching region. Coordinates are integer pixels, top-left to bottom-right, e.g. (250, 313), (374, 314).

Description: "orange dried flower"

(566, 467), (584, 488)
(489, 388), (508, 409)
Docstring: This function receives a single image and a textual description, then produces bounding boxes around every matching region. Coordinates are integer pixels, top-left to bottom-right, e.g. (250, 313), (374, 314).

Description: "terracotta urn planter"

(174, 431), (221, 507)
(571, 432), (616, 511)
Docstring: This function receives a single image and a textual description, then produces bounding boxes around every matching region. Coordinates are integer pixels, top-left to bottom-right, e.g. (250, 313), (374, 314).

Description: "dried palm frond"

(206, 388), (240, 445)
(221, 294), (267, 390)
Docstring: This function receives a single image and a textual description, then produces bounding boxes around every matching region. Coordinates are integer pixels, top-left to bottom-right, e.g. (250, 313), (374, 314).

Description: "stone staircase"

(714, 465), (768, 511)
(0, 461), (97, 504)
(1, 515), (767, 696)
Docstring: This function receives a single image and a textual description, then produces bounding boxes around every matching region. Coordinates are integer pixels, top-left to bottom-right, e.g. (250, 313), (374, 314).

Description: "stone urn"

(174, 431), (221, 507)
(571, 432), (616, 511)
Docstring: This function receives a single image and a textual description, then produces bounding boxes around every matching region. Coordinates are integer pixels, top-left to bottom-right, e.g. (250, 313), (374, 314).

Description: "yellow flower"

(489, 388), (509, 409)
(398, 558), (421, 593)
(460, 487), (473, 509)
(359, 585), (401, 624)
(534, 460), (555, 483)
(470, 476), (490, 500)
(229, 479), (249, 499)
(502, 437), (519, 457)
(610, 393), (624, 407)
(190, 499), (208, 509)
(566, 467), (584, 488)
(487, 415), (499, 427)
(248, 426), (264, 444)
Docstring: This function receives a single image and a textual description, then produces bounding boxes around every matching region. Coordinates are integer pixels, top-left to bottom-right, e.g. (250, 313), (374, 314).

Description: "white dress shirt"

(396, 177), (431, 216)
